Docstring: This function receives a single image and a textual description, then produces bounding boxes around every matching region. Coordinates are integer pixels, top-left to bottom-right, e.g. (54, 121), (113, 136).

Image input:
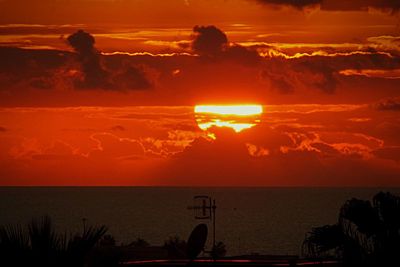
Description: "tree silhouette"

(0, 215), (107, 267)
(211, 241), (227, 259)
(303, 192), (400, 266)
(128, 237), (149, 248)
(163, 236), (187, 259)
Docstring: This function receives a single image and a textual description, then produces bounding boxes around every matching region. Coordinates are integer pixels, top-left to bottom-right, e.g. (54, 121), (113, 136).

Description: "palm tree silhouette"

(0, 215), (107, 267)
(303, 192), (400, 266)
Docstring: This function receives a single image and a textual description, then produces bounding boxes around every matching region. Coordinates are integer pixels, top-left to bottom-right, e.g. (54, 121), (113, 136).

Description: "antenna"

(188, 195), (217, 250)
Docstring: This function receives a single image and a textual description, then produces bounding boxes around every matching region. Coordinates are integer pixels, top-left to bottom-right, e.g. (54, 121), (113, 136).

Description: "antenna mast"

(188, 195), (217, 250)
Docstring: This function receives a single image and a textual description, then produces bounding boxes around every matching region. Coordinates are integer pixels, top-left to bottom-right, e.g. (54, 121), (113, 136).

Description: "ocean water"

(0, 187), (399, 256)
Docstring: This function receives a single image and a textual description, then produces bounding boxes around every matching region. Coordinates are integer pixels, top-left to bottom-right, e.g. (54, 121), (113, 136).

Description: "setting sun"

(194, 105), (263, 116)
(194, 105), (263, 133)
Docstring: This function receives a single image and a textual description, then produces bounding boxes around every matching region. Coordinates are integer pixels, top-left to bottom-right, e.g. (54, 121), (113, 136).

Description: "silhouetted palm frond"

(0, 223), (30, 265)
(28, 215), (65, 265)
(63, 224), (108, 266)
(302, 224), (344, 257)
(0, 216), (108, 267)
(303, 191), (400, 266)
(373, 192), (400, 231)
(339, 198), (380, 237)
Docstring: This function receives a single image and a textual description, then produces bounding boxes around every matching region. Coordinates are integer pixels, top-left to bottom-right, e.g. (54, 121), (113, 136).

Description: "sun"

(194, 105), (263, 133)
(194, 105), (263, 116)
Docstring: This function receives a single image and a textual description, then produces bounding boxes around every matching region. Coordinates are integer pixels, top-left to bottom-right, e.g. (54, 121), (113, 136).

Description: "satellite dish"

(187, 223), (208, 260)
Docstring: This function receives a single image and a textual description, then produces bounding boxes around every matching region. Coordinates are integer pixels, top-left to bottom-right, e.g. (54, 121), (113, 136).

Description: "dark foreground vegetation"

(303, 191), (400, 267)
(2, 191), (400, 267)
(0, 216), (226, 267)
(0, 215), (107, 267)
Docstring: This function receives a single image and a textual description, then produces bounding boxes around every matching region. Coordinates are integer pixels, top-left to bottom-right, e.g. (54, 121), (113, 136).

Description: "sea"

(1, 187), (399, 256)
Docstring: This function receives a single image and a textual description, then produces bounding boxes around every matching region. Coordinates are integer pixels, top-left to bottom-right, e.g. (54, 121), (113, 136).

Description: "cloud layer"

(0, 25), (399, 106)
(0, 105), (399, 185)
(256, 0), (400, 12)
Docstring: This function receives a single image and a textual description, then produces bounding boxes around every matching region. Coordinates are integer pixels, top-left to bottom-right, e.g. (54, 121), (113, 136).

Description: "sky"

(0, 0), (399, 186)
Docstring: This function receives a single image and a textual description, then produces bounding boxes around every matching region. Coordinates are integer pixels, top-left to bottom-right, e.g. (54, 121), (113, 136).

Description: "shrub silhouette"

(0, 215), (107, 267)
(163, 236), (187, 259)
(90, 234), (121, 267)
(211, 241), (227, 259)
(128, 237), (149, 248)
(303, 191), (400, 266)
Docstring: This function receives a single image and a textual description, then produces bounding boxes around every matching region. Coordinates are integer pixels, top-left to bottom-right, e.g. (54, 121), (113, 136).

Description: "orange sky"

(0, 0), (399, 185)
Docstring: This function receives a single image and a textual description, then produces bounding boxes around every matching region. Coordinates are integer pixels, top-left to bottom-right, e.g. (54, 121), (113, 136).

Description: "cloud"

(0, 43), (153, 94)
(109, 61), (152, 90)
(260, 50), (399, 94)
(1, 105), (400, 185)
(256, 0), (321, 9)
(0, 26), (399, 104)
(66, 29), (152, 90)
(240, 124), (294, 153)
(374, 97), (400, 111)
(156, 124), (400, 185)
(260, 69), (295, 93)
(297, 60), (337, 93)
(67, 30), (109, 88)
(339, 69), (400, 79)
(224, 44), (261, 65)
(308, 141), (339, 156)
(192, 25), (228, 58)
(348, 117), (371, 123)
(260, 57), (338, 93)
(242, 40), (400, 60)
(367, 36), (400, 55)
(67, 29), (95, 55)
(330, 143), (373, 159)
(0, 46), (68, 90)
(373, 146), (400, 162)
(10, 139), (82, 161)
(31, 141), (83, 161)
(110, 125), (126, 131)
(89, 132), (145, 160)
(191, 25), (260, 64)
(256, 0), (400, 13)
(9, 138), (43, 159)
(320, 0), (400, 13)
(178, 126), (249, 159)
(246, 143), (270, 157)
